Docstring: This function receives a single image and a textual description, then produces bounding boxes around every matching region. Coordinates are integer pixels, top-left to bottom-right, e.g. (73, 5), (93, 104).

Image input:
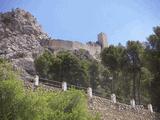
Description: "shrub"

(0, 60), (99, 120)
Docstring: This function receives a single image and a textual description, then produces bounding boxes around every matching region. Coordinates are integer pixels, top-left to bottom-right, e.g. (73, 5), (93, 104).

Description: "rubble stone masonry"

(42, 38), (102, 57)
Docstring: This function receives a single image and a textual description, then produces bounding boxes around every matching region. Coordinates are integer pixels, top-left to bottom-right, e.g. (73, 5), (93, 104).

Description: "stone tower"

(98, 32), (108, 49)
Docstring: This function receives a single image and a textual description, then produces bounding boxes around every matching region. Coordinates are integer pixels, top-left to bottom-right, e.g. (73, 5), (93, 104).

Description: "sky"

(0, 0), (160, 45)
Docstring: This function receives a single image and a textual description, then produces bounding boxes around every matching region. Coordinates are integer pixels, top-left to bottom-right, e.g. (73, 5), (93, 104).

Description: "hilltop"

(0, 8), (100, 80)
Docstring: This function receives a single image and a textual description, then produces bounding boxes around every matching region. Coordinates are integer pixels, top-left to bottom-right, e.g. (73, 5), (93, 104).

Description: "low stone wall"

(89, 96), (160, 120)
(23, 80), (61, 92)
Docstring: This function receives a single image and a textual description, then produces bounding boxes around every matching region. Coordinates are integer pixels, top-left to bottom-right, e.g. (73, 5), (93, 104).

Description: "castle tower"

(97, 32), (108, 49)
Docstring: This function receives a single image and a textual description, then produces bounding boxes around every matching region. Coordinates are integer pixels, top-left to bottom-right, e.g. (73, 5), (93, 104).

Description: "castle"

(42, 32), (108, 57)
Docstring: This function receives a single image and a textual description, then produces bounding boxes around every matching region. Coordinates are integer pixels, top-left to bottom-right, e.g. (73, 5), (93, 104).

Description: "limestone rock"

(0, 8), (49, 79)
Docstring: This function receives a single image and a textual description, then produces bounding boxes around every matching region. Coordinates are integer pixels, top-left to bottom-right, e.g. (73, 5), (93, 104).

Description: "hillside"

(25, 79), (160, 120)
(0, 8), (160, 120)
(89, 96), (160, 120)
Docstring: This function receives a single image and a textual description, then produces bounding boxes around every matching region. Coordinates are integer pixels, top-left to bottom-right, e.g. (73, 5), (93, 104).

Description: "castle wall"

(85, 43), (101, 56)
(48, 39), (73, 50)
(43, 39), (101, 57)
(72, 41), (85, 50)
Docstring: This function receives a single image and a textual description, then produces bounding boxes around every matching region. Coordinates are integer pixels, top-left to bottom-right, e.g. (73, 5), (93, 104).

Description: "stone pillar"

(87, 87), (92, 98)
(34, 75), (39, 86)
(111, 94), (116, 103)
(130, 99), (136, 108)
(62, 82), (67, 91)
(148, 104), (153, 113)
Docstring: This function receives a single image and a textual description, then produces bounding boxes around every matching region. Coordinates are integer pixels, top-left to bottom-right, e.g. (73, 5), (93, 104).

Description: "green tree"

(125, 41), (144, 103)
(88, 61), (100, 90)
(49, 56), (62, 81)
(35, 51), (89, 87)
(34, 50), (53, 78)
(146, 26), (160, 111)
(57, 52), (89, 86)
(101, 45), (124, 93)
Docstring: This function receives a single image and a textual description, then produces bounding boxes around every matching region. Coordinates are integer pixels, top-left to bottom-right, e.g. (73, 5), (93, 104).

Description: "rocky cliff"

(0, 8), (48, 79)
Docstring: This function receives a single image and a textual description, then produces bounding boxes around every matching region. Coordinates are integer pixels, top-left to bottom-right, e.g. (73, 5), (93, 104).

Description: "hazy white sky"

(0, 0), (160, 45)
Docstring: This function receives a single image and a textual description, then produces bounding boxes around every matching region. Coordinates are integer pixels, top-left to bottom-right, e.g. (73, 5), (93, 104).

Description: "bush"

(0, 79), (24, 120)
(0, 60), (99, 120)
(48, 89), (92, 120)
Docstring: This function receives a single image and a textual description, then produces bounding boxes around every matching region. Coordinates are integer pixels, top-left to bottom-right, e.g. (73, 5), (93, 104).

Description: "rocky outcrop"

(0, 8), (48, 79)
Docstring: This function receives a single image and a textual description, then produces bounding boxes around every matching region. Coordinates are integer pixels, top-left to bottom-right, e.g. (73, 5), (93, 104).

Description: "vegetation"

(0, 59), (98, 120)
(35, 51), (90, 87)
(35, 51), (109, 96)
(101, 26), (160, 111)
(146, 26), (160, 111)
(35, 26), (160, 112)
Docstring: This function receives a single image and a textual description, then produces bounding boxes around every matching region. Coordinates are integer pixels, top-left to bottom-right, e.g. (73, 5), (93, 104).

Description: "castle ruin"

(42, 32), (108, 57)
(98, 32), (108, 48)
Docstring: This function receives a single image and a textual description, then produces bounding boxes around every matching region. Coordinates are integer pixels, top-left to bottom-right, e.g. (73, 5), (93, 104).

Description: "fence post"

(62, 81), (67, 91)
(111, 93), (116, 103)
(87, 87), (92, 98)
(130, 99), (136, 108)
(33, 75), (39, 91)
(34, 75), (39, 86)
(148, 104), (153, 113)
